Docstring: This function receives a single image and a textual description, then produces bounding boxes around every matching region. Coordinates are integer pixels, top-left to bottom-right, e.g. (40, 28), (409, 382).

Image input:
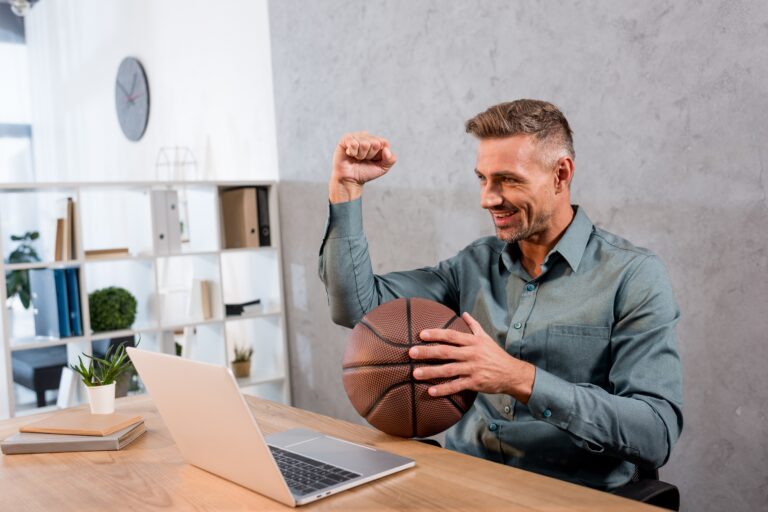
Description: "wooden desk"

(0, 395), (659, 511)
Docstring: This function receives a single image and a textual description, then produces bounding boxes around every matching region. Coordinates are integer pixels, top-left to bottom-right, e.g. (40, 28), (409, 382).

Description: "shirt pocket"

(546, 324), (611, 386)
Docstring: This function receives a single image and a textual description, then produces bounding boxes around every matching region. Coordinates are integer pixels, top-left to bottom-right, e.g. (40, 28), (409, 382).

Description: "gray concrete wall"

(268, 1), (768, 510)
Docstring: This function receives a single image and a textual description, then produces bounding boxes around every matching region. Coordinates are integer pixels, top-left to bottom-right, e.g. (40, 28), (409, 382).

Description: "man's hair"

(465, 99), (575, 164)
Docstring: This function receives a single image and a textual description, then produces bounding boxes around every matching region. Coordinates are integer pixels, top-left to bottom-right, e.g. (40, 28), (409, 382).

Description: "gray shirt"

(319, 198), (683, 490)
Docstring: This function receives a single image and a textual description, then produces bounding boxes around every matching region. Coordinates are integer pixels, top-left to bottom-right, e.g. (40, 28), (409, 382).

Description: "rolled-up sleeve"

(527, 254), (683, 468)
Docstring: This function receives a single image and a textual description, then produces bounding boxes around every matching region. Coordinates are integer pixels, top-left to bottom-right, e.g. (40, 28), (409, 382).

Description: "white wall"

(24, 0), (278, 182)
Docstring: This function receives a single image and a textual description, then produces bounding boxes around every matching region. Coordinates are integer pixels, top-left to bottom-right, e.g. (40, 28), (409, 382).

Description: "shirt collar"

(499, 205), (594, 274)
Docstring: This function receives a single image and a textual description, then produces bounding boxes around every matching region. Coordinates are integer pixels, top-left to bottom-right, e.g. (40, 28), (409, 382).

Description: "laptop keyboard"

(269, 446), (361, 496)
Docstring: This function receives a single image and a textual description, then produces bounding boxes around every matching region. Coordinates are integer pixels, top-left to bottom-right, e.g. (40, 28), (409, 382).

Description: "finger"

(409, 343), (466, 360)
(355, 139), (372, 160)
(364, 139), (382, 160)
(413, 362), (468, 380)
(344, 136), (360, 157)
(419, 328), (472, 346)
(428, 377), (473, 397)
(461, 312), (487, 337)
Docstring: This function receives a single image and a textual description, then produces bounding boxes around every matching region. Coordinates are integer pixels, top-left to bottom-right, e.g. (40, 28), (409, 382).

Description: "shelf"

(89, 327), (159, 341)
(82, 253), (154, 264)
(220, 246), (276, 254)
(9, 335), (89, 352)
(5, 260), (82, 271)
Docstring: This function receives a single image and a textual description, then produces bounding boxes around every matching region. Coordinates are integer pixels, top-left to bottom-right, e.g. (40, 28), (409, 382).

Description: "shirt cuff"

(526, 368), (575, 430)
(325, 197), (364, 239)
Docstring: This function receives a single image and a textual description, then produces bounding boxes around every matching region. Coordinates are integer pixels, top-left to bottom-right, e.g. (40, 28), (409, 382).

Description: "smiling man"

(318, 99), (683, 492)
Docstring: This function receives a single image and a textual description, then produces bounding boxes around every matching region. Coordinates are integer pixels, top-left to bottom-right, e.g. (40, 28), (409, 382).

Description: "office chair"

(610, 466), (680, 511)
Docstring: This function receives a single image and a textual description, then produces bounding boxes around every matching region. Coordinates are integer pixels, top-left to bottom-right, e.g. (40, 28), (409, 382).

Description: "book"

(220, 187), (259, 249)
(20, 410), (143, 436)
(256, 186), (271, 246)
(65, 267), (82, 336)
(66, 197), (77, 259)
(2, 421), (146, 455)
(225, 298), (261, 316)
(84, 248), (130, 259)
(187, 279), (213, 321)
(54, 218), (65, 261)
(52, 269), (71, 338)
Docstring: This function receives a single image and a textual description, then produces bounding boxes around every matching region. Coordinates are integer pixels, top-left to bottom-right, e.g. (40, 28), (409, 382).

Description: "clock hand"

(130, 73), (137, 95)
(127, 92), (145, 102)
(117, 80), (131, 97)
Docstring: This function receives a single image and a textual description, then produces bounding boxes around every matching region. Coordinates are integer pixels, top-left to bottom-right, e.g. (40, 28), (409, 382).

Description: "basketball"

(342, 297), (477, 438)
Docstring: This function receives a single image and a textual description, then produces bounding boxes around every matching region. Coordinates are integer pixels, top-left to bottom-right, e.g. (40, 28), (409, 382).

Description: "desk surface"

(0, 395), (659, 511)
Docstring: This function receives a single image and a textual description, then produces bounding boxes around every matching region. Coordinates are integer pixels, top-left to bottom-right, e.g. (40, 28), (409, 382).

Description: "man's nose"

(481, 184), (502, 209)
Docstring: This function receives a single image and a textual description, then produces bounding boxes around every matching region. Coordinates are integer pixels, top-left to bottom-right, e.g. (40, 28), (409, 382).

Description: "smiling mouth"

(490, 209), (519, 227)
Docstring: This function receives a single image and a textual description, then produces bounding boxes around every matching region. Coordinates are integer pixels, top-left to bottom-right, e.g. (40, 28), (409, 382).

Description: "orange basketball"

(342, 298), (477, 438)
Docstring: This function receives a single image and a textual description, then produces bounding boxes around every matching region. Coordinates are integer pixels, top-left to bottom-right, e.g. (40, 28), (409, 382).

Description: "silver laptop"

(126, 348), (414, 507)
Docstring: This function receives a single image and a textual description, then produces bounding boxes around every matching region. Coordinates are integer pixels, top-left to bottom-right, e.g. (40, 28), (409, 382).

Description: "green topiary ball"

(89, 286), (137, 332)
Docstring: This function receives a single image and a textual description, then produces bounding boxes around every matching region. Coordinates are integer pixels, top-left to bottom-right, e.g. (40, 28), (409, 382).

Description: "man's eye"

(476, 175), (486, 182)
(502, 177), (517, 184)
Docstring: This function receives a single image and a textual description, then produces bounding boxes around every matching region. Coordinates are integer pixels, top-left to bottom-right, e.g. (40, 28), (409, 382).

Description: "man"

(318, 99), (683, 491)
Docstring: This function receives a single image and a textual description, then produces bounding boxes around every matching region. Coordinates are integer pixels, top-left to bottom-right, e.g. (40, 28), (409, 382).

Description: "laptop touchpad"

(291, 436), (380, 473)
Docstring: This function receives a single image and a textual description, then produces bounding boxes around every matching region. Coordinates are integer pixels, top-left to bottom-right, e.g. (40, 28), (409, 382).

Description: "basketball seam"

(359, 320), (411, 348)
(362, 381), (411, 418)
(440, 314), (460, 330)
(445, 394), (469, 414)
(407, 298), (417, 438)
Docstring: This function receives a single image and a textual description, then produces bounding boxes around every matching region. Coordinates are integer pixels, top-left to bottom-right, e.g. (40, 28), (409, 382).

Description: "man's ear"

(553, 156), (574, 193)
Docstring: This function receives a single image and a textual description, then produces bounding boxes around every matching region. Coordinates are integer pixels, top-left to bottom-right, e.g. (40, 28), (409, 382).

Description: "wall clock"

(115, 57), (150, 141)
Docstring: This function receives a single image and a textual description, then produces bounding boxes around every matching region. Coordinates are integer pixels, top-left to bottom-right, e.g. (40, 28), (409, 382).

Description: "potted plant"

(231, 345), (253, 379)
(70, 342), (136, 414)
(88, 286), (137, 333)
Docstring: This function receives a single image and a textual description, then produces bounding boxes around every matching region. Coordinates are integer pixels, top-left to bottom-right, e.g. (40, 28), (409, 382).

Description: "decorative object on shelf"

(231, 345), (253, 379)
(4, 231), (40, 309)
(88, 286), (137, 333)
(115, 57), (150, 142)
(225, 298), (261, 317)
(70, 341), (136, 414)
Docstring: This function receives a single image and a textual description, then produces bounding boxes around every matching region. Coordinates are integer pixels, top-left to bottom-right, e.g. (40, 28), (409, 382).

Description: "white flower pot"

(86, 382), (116, 414)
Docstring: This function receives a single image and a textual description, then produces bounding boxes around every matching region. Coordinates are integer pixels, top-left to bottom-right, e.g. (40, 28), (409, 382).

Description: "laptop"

(126, 348), (414, 507)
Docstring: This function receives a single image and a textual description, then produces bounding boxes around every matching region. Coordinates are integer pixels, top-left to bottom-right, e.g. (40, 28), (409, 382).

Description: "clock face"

(115, 57), (150, 141)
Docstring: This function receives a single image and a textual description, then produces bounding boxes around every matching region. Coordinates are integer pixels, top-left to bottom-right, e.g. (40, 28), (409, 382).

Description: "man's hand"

(409, 312), (537, 403)
(329, 132), (397, 204)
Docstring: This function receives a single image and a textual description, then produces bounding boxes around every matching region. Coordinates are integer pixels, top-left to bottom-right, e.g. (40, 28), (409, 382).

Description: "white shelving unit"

(0, 181), (291, 418)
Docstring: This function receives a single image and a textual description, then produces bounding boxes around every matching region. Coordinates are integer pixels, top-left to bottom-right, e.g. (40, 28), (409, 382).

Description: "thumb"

(380, 147), (397, 169)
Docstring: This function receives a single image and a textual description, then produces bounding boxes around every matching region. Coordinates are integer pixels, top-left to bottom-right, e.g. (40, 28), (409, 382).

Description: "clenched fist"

(329, 131), (397, 204)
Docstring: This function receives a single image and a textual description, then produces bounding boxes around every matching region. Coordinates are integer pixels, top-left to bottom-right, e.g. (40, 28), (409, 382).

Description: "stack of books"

(54, 197), (78, 261)
(1, 410), (146, 455)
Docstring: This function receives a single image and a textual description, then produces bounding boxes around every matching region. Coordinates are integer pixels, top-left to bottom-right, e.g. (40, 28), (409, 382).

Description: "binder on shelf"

(151, 190), (182, 255)
(220, 187), (259, 249)
(52, 269), (71, 338)
(29, 268), (72, 338)
(65, 267), (82, 336)
(165, 189), (182, 254)
(30, 269), (60, 338)
(256, 186), (271, 246)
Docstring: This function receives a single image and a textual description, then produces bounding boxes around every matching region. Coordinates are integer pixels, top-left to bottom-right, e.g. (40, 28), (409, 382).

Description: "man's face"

(474, 135), (558, 243)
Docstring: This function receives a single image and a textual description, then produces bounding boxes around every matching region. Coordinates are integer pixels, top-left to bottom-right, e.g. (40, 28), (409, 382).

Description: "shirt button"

(513, 322), (522, 329)
(488, 423), (498, 432)
(526, 283), (536, 292)
(503, 406), (511, 413)
(543, 409), (552, 418)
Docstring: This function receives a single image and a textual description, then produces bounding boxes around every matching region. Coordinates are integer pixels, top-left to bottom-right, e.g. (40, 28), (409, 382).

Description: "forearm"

(527, 370), (680, 468)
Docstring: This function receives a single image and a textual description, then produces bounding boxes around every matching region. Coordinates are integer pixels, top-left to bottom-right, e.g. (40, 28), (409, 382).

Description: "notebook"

(20, 410), (143, 437)
(2, 421), (146, 455)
